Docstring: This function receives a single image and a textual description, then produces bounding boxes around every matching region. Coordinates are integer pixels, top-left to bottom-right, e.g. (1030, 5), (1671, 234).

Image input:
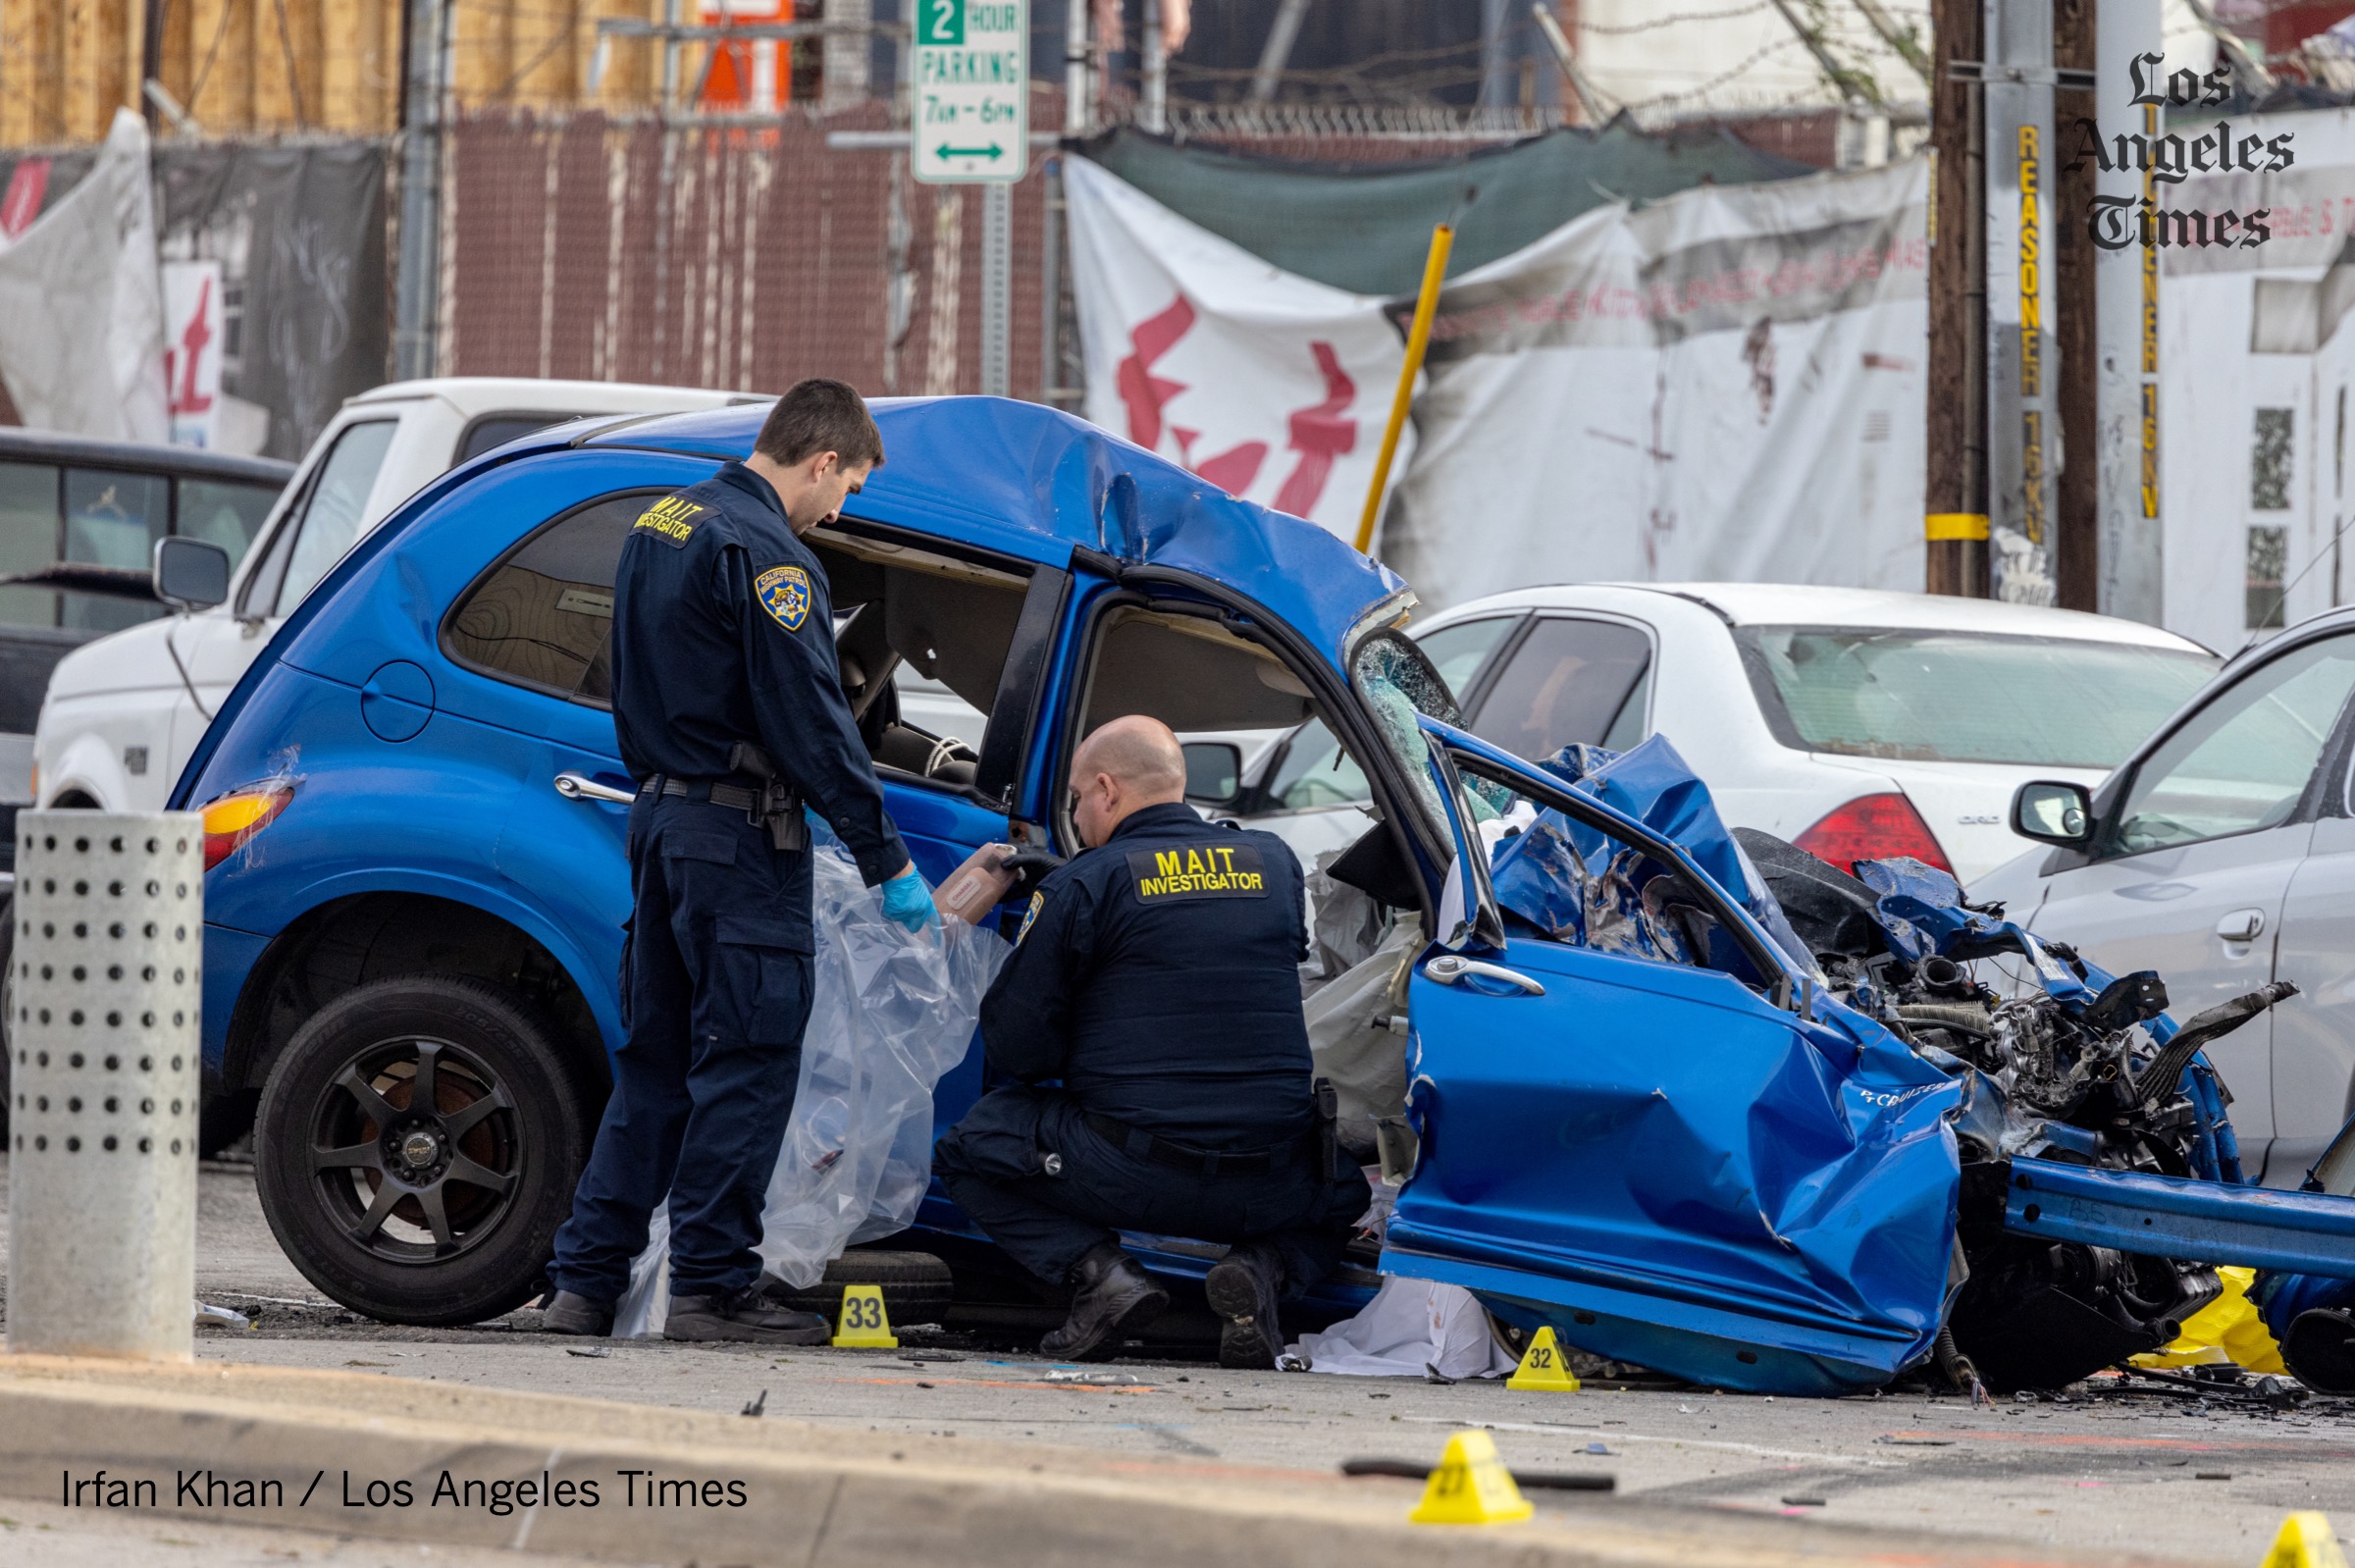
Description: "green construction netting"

(1081, 120), (1817, 297)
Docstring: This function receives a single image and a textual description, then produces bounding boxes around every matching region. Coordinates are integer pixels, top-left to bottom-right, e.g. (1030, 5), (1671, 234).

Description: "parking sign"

(912, 0), (1027, 184)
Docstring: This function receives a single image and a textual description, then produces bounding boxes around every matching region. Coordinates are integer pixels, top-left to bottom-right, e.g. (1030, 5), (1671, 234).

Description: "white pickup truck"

(33, 378), (756, 811)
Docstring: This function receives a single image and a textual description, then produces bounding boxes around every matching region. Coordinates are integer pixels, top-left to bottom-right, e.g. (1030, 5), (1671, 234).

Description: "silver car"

(1974, 606), (2355, 1186)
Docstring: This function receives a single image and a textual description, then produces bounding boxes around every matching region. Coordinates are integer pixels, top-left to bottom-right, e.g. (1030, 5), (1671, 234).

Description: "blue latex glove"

(879, 863), (938, 933)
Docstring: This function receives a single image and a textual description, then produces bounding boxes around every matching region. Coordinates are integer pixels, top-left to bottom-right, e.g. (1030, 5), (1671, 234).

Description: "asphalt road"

(4, 1161), (2355, 1567)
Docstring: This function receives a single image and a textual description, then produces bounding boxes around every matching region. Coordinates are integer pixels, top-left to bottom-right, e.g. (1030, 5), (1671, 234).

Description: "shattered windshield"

(1351, 631), (1468, 831)
(1739, 627), (2218, 767)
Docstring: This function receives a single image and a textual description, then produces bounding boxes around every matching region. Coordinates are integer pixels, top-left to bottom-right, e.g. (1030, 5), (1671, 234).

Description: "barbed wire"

(1617, 35), (1808, 113)
(1575, 3), (1776, 35)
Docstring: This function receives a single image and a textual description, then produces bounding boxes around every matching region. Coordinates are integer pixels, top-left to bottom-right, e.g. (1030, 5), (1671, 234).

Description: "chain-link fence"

(436, 106), (1056, 401)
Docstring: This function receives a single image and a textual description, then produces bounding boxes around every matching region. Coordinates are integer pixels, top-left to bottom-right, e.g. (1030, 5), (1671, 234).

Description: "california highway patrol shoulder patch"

(756, 564), (812, 632)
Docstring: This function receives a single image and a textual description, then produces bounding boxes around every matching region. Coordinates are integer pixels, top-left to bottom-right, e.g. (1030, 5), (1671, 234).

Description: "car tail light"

(1793, 792), (1953, 876)
(202, 784), (293, 870)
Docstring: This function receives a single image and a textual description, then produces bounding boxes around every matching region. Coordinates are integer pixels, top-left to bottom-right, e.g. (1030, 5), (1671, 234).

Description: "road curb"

(0, 1354), (2203, 1568)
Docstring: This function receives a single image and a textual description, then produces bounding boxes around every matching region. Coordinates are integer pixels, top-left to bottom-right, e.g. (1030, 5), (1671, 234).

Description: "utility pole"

(1981, 0), (2064, 602)
(1066, 0), (1094, 132)
(2096, 0), (2165, 624)
(1141, 0), (1168, 132)
(2055, 0), (2096, 609)
(392, 0), (445, 382)
(1925, 0), (1988, 596)
(1250, 0), (1311, 104)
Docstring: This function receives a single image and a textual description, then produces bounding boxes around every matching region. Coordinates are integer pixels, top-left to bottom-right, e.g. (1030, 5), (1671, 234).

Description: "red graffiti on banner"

(0, 158), (48, 239)
(1113, 294), (1361, 511)
(169, 274), (217, 418)
(1273, 341), (1355, 518)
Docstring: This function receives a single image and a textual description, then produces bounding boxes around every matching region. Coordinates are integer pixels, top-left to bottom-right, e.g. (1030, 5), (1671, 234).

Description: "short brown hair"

(754, 378), (885, 469)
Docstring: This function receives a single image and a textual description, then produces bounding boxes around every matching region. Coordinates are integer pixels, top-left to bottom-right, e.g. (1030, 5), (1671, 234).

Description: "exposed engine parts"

(1737, 828), (2301, 1392)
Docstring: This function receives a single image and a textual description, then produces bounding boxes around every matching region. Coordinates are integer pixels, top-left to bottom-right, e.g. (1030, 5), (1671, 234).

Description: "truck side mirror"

(153, 536), (231, 611)
(2012, 779), (2094, 847)
(1181, 741), (1243, 809)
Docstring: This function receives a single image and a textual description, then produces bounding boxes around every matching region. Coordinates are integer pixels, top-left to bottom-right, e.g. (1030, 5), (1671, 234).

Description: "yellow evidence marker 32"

(1506, 1327), (1581, 1391)
(830, 1283), (899, 1348)
(1410, 1430), (1535, 1526)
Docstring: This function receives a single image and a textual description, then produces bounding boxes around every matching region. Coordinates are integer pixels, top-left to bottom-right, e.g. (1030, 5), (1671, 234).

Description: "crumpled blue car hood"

(1386, 732), (1965, 1395)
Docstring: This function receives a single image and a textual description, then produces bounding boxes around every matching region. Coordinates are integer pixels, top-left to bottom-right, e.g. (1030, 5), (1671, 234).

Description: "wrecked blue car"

(170, 395), (2352, 1390)
(1384, 721), (2340, 1392)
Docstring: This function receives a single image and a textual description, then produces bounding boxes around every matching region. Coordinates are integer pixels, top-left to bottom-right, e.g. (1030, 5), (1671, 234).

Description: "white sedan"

(1223, 583), (2218, 887)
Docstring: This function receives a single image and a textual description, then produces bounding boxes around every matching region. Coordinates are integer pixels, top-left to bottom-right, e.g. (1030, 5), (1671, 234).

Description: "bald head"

(1070, 715), (1187, 847)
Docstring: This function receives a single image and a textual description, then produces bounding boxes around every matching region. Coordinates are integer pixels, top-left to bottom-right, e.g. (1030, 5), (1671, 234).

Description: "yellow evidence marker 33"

(830, 1282), (899, 1348)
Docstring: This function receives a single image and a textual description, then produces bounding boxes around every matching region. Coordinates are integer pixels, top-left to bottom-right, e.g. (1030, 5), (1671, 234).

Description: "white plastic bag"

(613, 826), (1009, 1337)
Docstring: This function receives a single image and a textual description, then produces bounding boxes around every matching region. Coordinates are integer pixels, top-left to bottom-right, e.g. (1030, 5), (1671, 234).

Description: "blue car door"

(1380, 720), (1964, 1396)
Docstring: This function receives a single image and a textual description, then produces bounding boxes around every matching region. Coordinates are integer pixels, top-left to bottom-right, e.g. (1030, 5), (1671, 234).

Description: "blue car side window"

(441, 490), (663, 707)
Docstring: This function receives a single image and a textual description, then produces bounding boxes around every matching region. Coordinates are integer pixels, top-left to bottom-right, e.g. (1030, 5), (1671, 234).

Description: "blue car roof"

(580, 395), (1408, 665)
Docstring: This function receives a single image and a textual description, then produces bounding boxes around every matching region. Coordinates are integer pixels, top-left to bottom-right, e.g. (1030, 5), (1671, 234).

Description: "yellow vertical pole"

(1354, 219), (1455, 557)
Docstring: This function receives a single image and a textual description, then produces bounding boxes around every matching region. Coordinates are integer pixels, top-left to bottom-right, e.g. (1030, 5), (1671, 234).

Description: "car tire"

(766, 1250), (954, 1326)
(253, 974), (596, 1327)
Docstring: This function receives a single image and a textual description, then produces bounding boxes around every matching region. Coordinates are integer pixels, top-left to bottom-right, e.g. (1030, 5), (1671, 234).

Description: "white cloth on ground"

(1283, 1276), (1519, 1379)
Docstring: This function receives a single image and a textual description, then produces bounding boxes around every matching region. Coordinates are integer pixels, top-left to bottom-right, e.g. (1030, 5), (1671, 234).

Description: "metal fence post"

(6, 811), (205, 1360)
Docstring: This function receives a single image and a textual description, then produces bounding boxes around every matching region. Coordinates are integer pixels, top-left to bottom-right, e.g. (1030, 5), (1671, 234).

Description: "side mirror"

(2012, 779), (2094, 847)
(1181, 741), (1243, 809)
(153, 536), (231, 611)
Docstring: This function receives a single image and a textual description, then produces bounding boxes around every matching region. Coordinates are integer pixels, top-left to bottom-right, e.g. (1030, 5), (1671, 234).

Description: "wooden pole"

(1355, 220), (1455, 558)
(2054, 0), (2098, 609)
(1925, 0), (1989, 596)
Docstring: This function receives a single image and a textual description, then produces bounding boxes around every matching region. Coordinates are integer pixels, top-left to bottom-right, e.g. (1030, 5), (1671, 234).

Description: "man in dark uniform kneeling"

(933, 716), (1370, 1367)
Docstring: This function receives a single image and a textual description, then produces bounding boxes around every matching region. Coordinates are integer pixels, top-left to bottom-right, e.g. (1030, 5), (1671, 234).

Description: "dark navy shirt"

(608, 462), (908, 887)
(980, 802), (1314, 1149)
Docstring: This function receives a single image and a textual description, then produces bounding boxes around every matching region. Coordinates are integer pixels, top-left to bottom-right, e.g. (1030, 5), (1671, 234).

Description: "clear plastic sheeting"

(612, 824), (1009, 1337)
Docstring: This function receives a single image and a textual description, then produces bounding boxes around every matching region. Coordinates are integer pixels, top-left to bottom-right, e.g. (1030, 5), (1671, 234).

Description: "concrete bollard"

(7, 810), (204, 1359)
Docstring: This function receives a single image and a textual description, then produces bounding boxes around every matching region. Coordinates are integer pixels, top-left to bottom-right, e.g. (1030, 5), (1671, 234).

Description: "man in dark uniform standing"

(541, 379), (937, 1343)
(933, 716), (1370, 1367)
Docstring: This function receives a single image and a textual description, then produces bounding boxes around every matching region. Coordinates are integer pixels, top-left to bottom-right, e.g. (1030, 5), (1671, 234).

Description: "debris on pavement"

(193, 1301), (253, 1332)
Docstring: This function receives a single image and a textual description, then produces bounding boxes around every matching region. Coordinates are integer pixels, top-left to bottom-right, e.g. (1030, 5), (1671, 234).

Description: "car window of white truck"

(268, 421), (400, 616)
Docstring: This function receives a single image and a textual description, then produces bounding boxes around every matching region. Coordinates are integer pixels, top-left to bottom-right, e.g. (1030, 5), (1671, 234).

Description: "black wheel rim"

(304, 1034), (521, 1263)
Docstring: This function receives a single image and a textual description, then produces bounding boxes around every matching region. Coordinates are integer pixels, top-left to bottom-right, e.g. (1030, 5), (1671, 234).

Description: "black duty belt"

(641, 771), (806, 850)
(1083, 1113), (1305, 1178)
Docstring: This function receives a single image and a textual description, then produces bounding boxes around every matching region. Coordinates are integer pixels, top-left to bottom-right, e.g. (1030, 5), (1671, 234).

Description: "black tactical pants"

(933, 1084), (1372, 1291)
(549, 793), (815, 1304)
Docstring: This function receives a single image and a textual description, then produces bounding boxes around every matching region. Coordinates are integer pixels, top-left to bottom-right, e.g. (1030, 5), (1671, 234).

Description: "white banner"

(1064, 156), (1408, 539)
(1066, 155), (1929, 611)
(0, 110), (167, 444)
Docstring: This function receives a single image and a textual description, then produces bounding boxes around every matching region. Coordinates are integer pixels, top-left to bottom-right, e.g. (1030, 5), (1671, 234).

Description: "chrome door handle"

(2216, 908), (2266, 942)
(1424, 953), (1545, 996)
(553, 771), (635, 806)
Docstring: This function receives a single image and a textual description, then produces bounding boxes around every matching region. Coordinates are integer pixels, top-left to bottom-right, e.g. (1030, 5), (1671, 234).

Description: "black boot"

(2284, 1308), (2355, 1394)
(1204, 1242), (1286, 1369)
(1039, 1243), (1168, 1361)
(665, 1286), (832, 1345)
(540, 1289), (614, 1337)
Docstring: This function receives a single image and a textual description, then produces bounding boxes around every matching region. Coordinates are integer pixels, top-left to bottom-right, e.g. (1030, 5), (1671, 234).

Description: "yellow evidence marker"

(1409, 1430), (1535, 1526)
(1506, 1326), (1581, 1391)
(830, 1283), (898, 1348)
(2261, 1513), (2348, 1568)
